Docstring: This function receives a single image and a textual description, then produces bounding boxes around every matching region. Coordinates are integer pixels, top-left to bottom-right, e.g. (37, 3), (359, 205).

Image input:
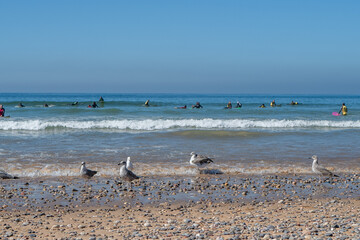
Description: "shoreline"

(1, 174), (359, 239)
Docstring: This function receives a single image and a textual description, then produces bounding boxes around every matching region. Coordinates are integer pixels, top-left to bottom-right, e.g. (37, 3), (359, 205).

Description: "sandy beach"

(1, 174), (360, 239)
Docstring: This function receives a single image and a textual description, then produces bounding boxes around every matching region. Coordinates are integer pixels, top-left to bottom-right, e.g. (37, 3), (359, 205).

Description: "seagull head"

(309, 155), (318, 161)
(190, 152), (196, 156)
(127, 157), (131, 161)
(81, 162), (86, 166)
(118, 161), (126, 166)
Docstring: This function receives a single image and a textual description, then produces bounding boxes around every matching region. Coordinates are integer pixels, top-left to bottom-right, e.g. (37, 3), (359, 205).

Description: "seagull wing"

(128, 170), (139, 180)
(193, 155), (214, 165)
(86, 169), (97, 177)
(317, 166), (335, 177)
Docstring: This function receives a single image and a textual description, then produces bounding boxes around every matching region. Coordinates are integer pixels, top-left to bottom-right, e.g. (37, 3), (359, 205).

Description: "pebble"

(0, 174), (358, 239)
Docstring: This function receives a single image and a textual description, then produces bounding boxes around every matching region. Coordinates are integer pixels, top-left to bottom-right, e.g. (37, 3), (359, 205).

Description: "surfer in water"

(91, 102), (98, 108)
(175, 105), (187, 109)
(270, 100), (276, 107)
(145, 100), (150, 107)
(99, 96), (104, 102)
(259, 104), (266, 108)
(0, 105), (5, 117)
(18, 103), (25, 108)
(235, 101), (242, 108)
(71, 101), (79, 106)
(192, 102), (203, 109)
(225, 101), (232, 109)
(339, 103), (347, 116)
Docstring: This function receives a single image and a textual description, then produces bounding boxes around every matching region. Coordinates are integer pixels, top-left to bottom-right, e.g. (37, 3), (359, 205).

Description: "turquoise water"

(0, 93), (359, 177)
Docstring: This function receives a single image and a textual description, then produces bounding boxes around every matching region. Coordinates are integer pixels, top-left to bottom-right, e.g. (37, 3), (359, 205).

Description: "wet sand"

(1, 174), (360, 239)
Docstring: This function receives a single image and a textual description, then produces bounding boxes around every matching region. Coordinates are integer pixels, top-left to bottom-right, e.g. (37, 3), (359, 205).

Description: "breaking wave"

(1, 118), (360, 131)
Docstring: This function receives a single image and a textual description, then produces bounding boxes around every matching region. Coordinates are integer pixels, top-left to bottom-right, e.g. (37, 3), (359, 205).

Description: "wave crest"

(1, 118), (360, 131)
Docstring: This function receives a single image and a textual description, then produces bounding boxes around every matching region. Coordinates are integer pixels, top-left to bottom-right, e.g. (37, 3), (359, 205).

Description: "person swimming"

(18, 103), (25, 108)
(192, 102), (203, 109)
(144, 100), (150, 107)
(44, 103), (49, 107)
(71, 101), (79, 106)
(270, 100), (276, 107)
(259, 104), (266, 108)
(0, 105), (5, 117)
(339, 103), (347, 116)
(175, 105), (187, 109)
(99, 96), (104, 102)
(226, 101), (232, 109)
(290, 101), (298, 105)
(91, 102), (98, 108)
(235, 101), (242, 108)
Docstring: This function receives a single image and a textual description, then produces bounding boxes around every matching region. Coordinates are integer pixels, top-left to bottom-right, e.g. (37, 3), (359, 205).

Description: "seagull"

(0, 170), (18, 179)
(190, 152), (214, 168)
(118, 161), (139, 182)
(310, 155), (339, 177)
(126, 157), (133, 171)
(80, 162), (97, 178)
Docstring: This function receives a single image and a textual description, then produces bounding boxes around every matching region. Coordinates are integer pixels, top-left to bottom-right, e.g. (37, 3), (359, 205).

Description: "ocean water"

(1, 93), (359, 177)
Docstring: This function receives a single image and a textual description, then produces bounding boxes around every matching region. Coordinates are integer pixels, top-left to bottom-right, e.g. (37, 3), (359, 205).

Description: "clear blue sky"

(1, 0), (359, 94)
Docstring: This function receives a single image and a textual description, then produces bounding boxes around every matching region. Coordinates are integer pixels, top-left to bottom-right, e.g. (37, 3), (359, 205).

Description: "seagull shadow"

(198, 168), (223, 175)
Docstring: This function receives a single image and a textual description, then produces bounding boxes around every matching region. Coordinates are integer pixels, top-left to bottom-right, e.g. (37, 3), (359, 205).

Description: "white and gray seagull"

(118, 161), (139, 182)
(126, 156), (133, 171)
(80, 162), (98, 178)
(0, 170), (18, 179)
(190, 152), (214, 168)
(310, 155), (339, 177)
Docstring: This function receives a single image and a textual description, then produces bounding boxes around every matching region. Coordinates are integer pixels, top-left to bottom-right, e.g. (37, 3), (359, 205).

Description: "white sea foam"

(1, 118), (360, 131)
(3, 163), (358, 178)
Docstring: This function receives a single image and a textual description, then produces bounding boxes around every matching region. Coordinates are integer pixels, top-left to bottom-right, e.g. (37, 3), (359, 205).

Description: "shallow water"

(0, 93), (359, 177)
(1, 174), (359, 210)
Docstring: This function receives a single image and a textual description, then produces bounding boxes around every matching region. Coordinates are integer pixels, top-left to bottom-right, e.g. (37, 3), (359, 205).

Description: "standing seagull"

(80, 162), (97, 178)
(126, 157), (133, 171)
(190, 152), (214, 168)
(0, 170), (18, 179)
(310, 155), (339, 177)
(118, 161), (139, 182)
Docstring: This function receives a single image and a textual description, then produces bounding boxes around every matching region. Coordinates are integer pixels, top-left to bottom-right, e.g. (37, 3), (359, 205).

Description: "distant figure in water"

(225, 101), (232, 109)
(235, 101), (242, 108)
(270, 100), (276, 107)
(339, 103), (347, 116)
(44, 103), (49, 107)
(99, 96), (104, 102)
(259, 104), (266, 108)
(192, 102), (203, 109)
(71, 101), (79, 106)
(144, 99), (150, 107)
(92, 102), (98, 108)
(18, 103), (25, 108)
(175, 105), (187, 109)
(290, 101), (298, 105)
(0, 105), (5, 117)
